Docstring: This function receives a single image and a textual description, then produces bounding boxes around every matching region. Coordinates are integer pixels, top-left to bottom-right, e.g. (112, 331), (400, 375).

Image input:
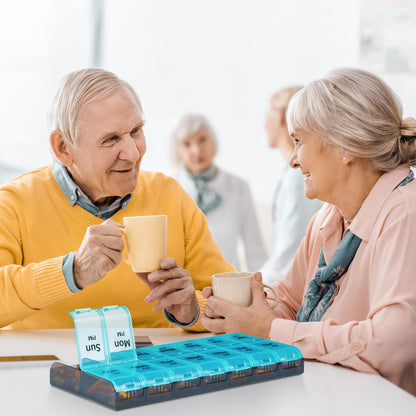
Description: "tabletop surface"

(0, 328), (415, 415)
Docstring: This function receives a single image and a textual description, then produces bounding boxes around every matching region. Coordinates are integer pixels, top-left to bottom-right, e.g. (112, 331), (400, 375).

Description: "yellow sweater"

(0, 166), (234, 329)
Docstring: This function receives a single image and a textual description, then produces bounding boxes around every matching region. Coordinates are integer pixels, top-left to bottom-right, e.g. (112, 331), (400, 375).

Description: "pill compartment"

(50, 306), (304, 410)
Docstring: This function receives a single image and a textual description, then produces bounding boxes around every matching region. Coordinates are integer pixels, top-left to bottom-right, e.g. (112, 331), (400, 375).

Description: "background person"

(170, 113), (267, 271)
(201, 68), (416, 396)
(0, 161), (26, 184)
(260, 86), (322, 284)
(0, 68), (233, 330)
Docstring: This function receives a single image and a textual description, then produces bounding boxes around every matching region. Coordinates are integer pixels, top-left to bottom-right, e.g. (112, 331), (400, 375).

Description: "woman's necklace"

(342, 206), (360, 226)
(341, 216), (353, 238)
(341, 214), (355, 237)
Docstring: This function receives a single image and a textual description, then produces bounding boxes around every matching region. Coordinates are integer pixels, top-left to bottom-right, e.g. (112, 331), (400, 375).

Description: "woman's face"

(288, 129), (344, 203)
(177, 127), (216, 173)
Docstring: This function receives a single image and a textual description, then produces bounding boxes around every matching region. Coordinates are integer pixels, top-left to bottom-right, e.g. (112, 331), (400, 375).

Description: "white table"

(0, 328), (415, 415)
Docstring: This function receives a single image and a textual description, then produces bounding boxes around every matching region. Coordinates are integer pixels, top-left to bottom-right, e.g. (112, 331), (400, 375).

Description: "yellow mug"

(121, 215), (167, 273)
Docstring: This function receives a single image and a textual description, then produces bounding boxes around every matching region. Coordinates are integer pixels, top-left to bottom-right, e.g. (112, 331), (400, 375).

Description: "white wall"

(1, 0), (415, 206)
(102, 0), (361, 202)
(0, 0), (94, 169)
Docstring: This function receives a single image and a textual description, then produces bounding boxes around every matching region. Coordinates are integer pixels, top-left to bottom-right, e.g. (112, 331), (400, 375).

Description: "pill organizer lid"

(69, 305), (135, 370)
(81, 334), (303, 392)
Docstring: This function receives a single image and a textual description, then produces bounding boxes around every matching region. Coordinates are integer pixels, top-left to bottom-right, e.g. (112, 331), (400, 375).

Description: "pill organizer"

(50, 306), (304, 410)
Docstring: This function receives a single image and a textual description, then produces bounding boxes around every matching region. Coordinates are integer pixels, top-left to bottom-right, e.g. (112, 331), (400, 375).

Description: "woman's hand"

(201, 272), (277, 338)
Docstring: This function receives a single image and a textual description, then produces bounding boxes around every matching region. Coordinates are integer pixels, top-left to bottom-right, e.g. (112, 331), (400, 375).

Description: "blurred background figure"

(260, 86), (323, 284)
(170, 113), (267, 271)
(0, 161), (26, 184)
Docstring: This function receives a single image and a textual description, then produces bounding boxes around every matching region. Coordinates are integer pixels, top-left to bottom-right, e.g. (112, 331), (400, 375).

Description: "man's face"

(65, 90), (146, 207)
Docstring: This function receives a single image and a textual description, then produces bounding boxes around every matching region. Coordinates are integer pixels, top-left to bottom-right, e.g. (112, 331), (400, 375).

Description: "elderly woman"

(201, 68), (416, 396)
(260, 86), (323, 284)
(170, 113), (267, 271)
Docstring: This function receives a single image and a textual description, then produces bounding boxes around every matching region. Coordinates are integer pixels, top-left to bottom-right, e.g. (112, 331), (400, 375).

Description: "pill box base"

(50, 359), (304, 410)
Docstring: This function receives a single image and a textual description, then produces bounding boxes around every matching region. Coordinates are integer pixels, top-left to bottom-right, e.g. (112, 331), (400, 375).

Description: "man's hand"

(73, 219), (124, 289)
(201, 272), (276, 338)
(138, 258), (198, 325)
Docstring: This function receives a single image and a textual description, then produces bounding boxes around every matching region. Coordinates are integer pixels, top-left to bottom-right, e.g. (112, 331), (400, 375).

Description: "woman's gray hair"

(170, 113), (218, 166)
(49, 68), (143, 146)
(286, 67), (416, 171)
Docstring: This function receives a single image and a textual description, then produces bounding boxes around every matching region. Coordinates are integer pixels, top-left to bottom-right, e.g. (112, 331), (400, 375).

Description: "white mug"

(121, 215), (167, 273)
(212, 272), (279, 308)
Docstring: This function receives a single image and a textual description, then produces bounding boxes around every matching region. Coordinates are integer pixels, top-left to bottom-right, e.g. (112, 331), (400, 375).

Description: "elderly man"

(0, 68), (233, 330)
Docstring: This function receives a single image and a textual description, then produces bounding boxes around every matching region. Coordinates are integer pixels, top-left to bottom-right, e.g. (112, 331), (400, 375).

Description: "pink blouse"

(270, 165), (416, 396)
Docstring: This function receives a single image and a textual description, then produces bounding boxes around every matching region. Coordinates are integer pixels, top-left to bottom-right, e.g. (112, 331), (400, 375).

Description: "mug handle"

(120, 228), (132, 267)
(263, 284), (279, 309)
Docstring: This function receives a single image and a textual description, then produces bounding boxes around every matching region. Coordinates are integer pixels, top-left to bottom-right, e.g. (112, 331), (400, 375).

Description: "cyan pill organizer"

(50, 305), (304, 410)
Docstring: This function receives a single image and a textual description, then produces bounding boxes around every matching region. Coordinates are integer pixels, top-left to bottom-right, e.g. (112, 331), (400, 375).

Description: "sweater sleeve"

(0, 258), (73, 328)
(173, 188), (235, 332)
(0, 188), (73, 328)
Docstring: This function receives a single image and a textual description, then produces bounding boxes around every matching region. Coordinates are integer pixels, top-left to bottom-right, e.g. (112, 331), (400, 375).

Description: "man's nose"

(119, 135), (140, 161)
